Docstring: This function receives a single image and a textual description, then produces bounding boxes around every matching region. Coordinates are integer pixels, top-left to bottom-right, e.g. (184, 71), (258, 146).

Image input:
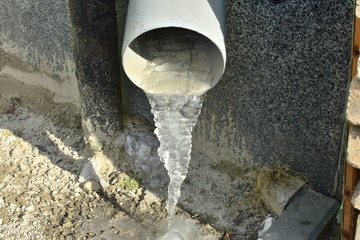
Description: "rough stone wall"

(118, 0), (354, 194)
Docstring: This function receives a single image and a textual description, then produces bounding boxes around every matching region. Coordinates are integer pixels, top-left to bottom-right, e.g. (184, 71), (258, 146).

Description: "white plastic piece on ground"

(122, 0), (226, 96)
(257, 214), (277, 239)
(125, 132), (159, 161)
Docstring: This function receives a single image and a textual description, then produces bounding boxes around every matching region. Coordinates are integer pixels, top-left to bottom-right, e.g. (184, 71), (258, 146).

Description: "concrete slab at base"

(260, 189), (339, 240)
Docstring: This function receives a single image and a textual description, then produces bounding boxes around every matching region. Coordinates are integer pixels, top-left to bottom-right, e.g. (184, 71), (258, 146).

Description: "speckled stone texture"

(118, 0), (354, 194)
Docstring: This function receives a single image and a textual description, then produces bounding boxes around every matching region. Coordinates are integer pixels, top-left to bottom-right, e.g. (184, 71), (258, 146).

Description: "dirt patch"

(0, 107), (225, 239)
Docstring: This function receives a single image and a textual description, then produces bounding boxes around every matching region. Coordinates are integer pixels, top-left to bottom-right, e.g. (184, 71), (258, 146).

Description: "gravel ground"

(0, 107), (225, 240)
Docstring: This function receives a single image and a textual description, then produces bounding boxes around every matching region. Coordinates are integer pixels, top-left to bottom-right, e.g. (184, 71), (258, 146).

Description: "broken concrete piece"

(355, 215), (360, 240)
(260, 189), (339, 240)
(143, 190), (160, 204)
(352, 180), (360, 210)
(347, 76), (360, 125)
(82, 180), (102, 192)
(257, 167), (305, 216)
(347, 125), (360, 169)
(79, 152), (114, 188)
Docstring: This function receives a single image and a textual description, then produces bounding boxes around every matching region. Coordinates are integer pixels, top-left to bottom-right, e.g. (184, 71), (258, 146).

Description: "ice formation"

(147, 94), (203, 223)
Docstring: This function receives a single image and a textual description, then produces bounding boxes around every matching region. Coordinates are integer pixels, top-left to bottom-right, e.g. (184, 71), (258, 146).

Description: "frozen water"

(125, 132), (160, 173)
(142, 29), (211, 238)
(125, 132), (159, 162)
(147, 94), (203, 223)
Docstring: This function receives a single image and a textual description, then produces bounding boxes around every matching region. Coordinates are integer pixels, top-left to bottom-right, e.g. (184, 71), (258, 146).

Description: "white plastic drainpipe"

(122, 0), (226, 96)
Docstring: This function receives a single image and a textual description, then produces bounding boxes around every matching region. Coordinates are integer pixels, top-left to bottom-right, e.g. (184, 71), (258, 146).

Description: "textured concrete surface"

(1, 0), (124, 146)
(1, 0), (353, 198)
(0, 0), (81, 126)
(0, 0), (74, 77)
(117, 0), (353, 194)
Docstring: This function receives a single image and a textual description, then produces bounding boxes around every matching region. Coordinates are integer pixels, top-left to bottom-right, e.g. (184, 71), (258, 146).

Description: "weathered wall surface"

(0, 0), (354, 195)
(0, 0), (124, 186)
(68, 0), (123, 152)
(0, 0), (81, 127)
(118, 0), (354, 194)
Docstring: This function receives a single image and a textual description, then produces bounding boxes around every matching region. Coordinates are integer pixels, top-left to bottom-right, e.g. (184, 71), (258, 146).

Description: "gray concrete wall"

(0, 0), (81, 127)
(118, 0), (354, 194)
(0, 0), (354, 195)
(0, 0), (124, 184)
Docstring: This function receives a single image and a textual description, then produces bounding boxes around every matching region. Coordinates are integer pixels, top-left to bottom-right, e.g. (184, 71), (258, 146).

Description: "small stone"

(59, 209), (66, 218)
(26, 205), (35, 212)
(347, 125), (360, 168)
(52, 207), (60, 215)
(63, 221), (72, 228)
(355, 215), (360, 240)
(43, 205), (52, 212)
(67, 212), (75, 220)
(352, 181), (360, 210)
(347, 76), (360, 125)
(4, 193), (17, 204)
(17, 196), (28, 206)
(143, 190), (159, 205)
(81, 201), (88, 208)
(110, 177), (119, 185)
(73, 222), (82, 228)
(2, 216), (11, 224)
(81, 180), (102, 192)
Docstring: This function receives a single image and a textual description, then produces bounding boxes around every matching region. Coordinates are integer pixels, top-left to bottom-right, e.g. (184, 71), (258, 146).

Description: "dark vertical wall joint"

(68, 0), (123, 141)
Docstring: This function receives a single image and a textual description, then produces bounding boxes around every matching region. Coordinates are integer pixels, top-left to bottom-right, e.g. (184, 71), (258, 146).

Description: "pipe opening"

(123, 27), (224, 95)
